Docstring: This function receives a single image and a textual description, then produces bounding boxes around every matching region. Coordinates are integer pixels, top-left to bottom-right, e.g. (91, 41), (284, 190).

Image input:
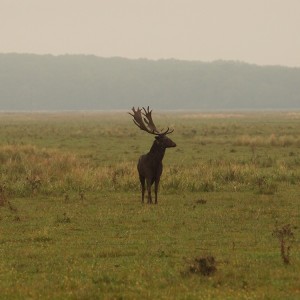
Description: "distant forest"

(0, 53), (299, 111)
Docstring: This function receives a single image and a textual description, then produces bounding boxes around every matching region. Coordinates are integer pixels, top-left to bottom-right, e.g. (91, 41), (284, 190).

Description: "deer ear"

(155, 136), (160, 140)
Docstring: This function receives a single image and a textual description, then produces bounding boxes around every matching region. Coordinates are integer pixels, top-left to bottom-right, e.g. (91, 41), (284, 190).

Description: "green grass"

(0, 111), (300, 299)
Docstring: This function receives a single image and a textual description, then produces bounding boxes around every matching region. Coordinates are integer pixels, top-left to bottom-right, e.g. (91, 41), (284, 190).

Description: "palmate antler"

(129, 106), (174, 135)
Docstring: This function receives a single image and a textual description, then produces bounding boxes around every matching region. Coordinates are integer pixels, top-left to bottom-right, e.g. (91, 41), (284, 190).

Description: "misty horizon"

(1, 52), (299, 69)
(1, 54), (299, 111)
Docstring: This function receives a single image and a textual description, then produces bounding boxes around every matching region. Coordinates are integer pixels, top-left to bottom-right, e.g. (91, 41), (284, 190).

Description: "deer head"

(129, 106), (176, 148)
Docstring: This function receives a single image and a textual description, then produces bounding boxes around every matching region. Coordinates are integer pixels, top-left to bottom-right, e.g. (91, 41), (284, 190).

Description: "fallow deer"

(129, 106), (176, 204)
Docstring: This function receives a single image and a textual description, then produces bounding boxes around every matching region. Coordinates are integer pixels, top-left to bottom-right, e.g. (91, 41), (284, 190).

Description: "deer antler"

(129, 107), (157, 134)
(160, 127), (174, 135)
(142, 106), (160, 133)
(129, 106), (174, 135)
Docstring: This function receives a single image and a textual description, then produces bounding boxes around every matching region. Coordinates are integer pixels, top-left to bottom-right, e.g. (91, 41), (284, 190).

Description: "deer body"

(129, 107), (176, 204)
(138, 136), (176, 204)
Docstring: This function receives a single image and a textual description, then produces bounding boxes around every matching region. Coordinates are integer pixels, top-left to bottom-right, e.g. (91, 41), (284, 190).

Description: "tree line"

(0, 53), (299, 110)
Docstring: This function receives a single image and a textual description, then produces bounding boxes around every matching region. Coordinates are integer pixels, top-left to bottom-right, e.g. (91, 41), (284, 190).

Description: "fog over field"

(0, 54), (299, 111)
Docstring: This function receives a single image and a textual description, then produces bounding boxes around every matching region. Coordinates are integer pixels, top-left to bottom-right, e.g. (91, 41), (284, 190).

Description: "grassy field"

(0, 111), (299, 299)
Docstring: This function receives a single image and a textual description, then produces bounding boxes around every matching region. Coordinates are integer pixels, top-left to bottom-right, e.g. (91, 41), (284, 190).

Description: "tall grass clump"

(0, 145), (86, 196)
(273, 223), (296, 265)
(162, 164), (218, 192)
(235, 134), (300, 147)
(1, 141), (300, 197)
(162, 161), (256, 192)
(0, 144), (139, 197)
(162, 158), (300, 193)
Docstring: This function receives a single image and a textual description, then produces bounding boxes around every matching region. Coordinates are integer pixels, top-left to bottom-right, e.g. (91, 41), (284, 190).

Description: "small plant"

(7, 201), (18, 212)
(79, 190), (85, 201)
(56, 212), (71, 224)
(0, 184), (7, 206)
(26, 174), (41, 194)
(200, 180), (217, 192)
(272, 223), (296, 265)
(255, 175), (278, 195)
(64, 193), (70, 202)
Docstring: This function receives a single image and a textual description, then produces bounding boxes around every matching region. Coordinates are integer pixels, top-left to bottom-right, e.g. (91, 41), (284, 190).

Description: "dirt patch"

(195, 199), (207, 204)
(189, 256), (217, 276)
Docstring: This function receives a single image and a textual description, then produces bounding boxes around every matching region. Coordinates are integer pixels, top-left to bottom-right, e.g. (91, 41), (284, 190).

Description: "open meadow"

(0, 111), (299, 299)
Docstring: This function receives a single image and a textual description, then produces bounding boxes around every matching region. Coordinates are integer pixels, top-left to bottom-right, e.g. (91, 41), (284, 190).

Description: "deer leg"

(139, 175), (145, 203)
(146, 178), (152, 204)
(154, 179), (160, 204)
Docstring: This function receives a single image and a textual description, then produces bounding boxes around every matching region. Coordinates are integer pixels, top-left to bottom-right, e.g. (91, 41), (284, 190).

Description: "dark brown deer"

(129, 107), (176, 204)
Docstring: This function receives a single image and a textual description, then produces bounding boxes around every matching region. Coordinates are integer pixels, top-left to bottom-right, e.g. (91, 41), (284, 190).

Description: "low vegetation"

(0, 111), (299, 299)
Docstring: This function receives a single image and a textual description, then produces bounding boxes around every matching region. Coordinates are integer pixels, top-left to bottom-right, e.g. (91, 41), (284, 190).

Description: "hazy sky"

(1, 0), (300, 66)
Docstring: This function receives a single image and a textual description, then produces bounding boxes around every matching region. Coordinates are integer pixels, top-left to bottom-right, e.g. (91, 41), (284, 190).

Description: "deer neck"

(148, 141), (166, 162)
